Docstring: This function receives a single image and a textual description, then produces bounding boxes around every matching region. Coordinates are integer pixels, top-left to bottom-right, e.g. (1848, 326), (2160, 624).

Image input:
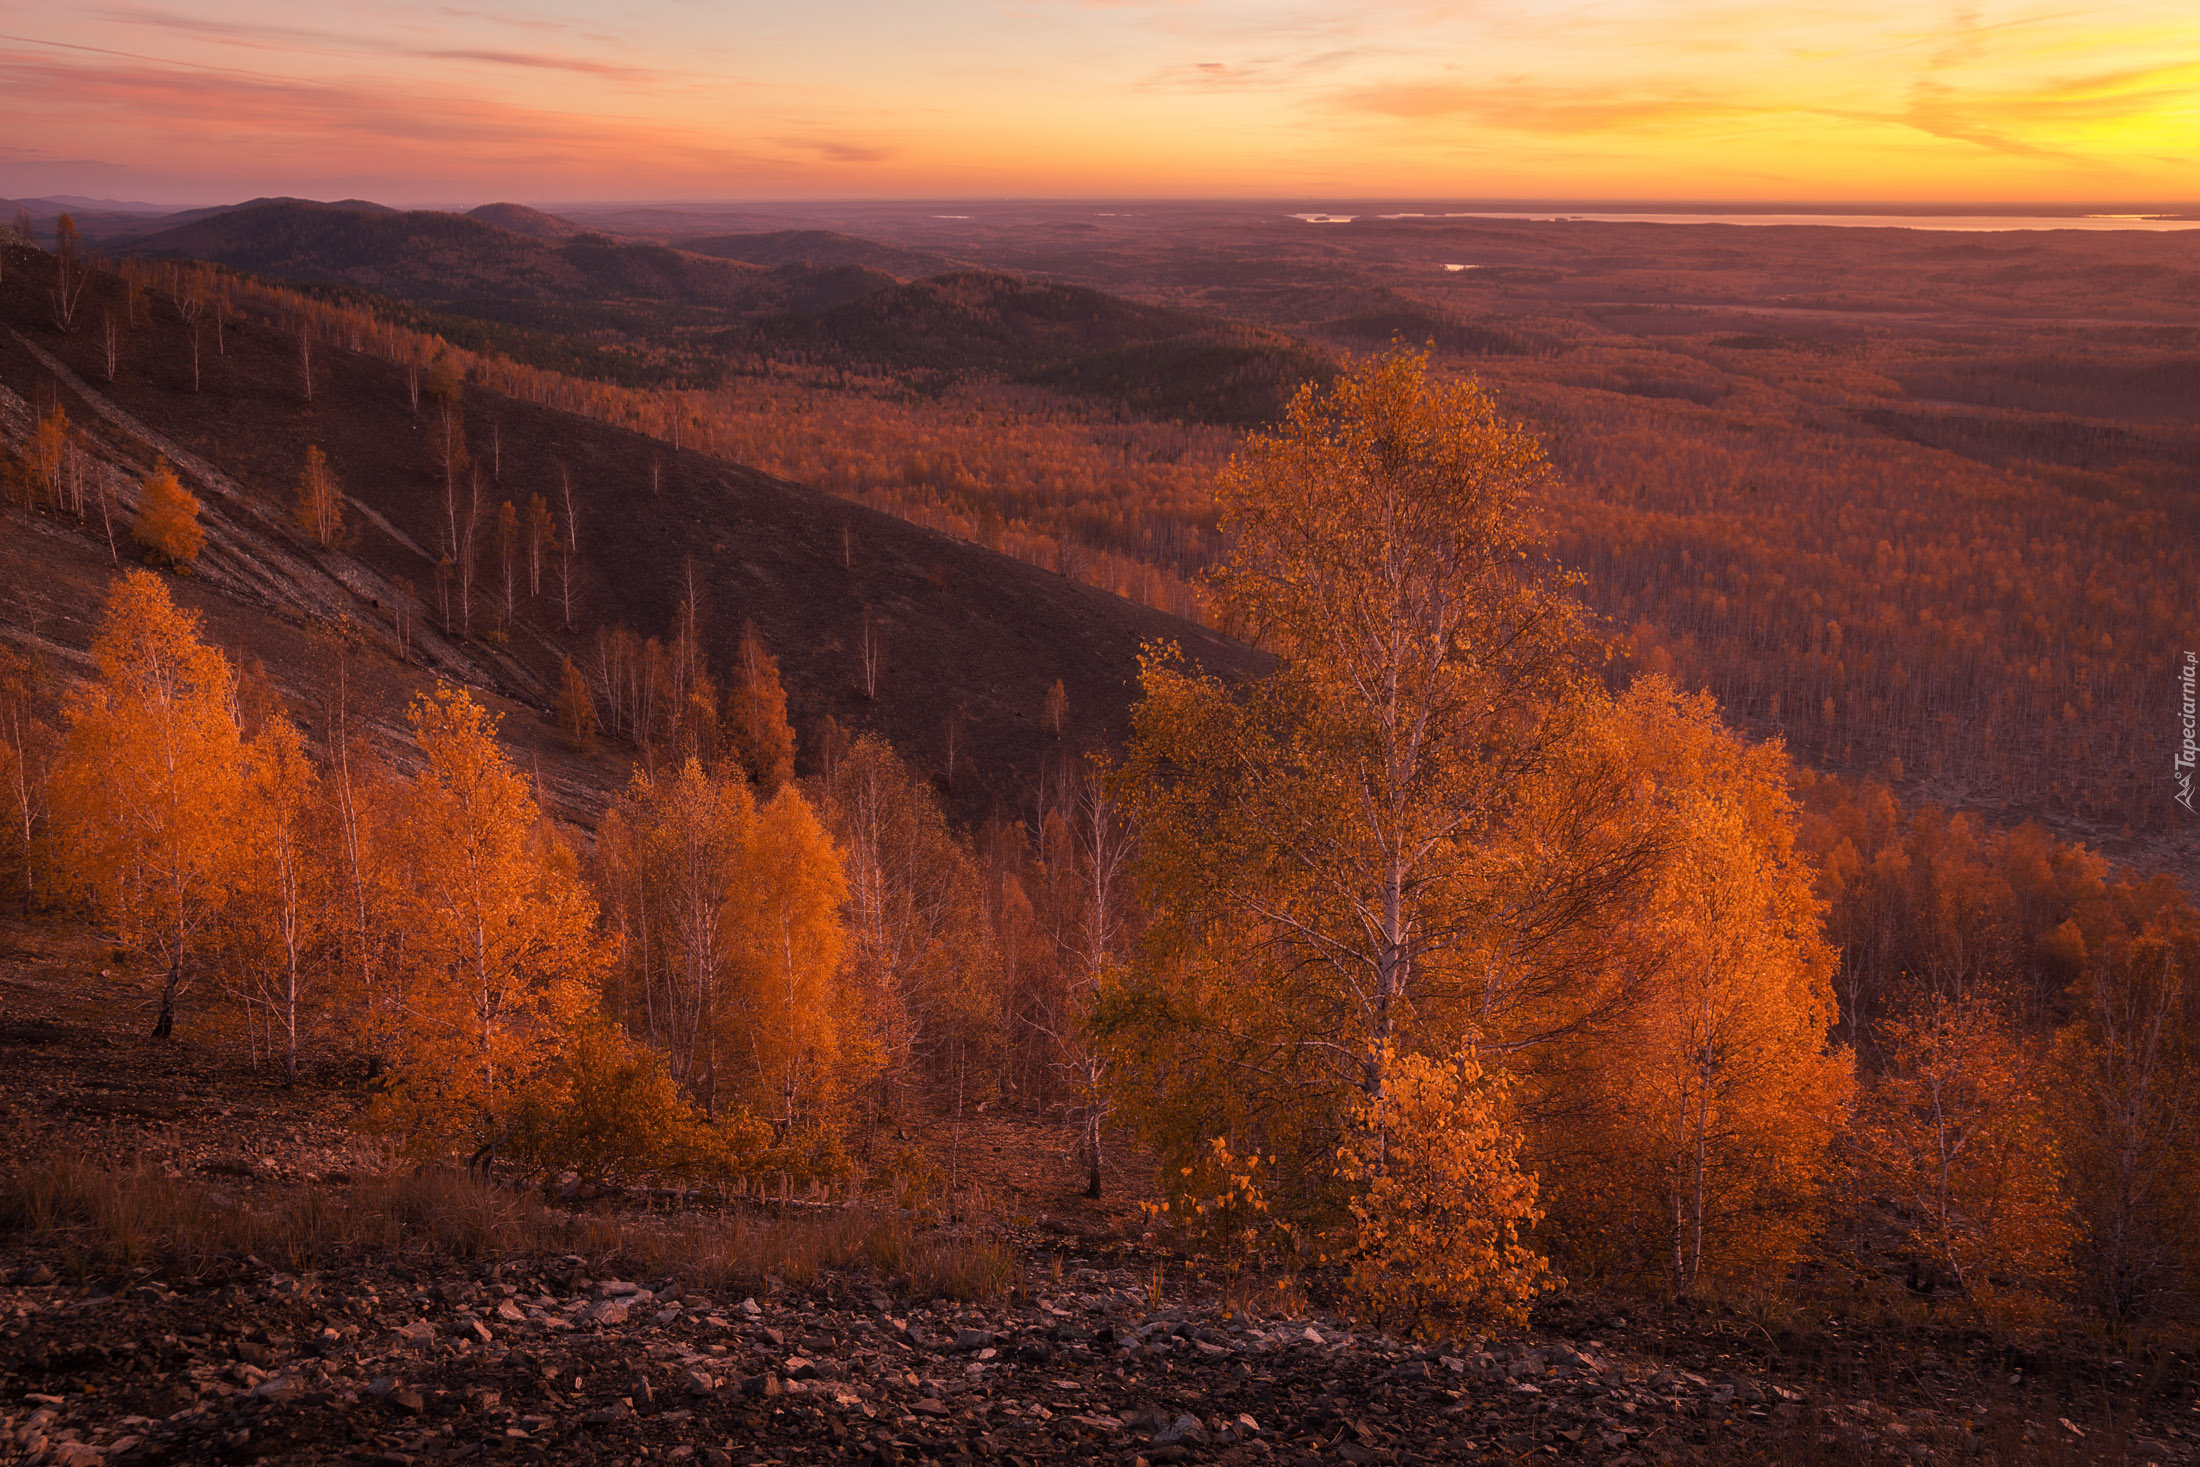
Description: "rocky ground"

(5, 1243), (2193, 1467)
(4, 921), (2196, 1466)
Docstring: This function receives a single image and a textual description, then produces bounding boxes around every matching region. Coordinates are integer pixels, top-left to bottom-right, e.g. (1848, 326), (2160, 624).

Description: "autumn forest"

(2, 199), (2198, 1463)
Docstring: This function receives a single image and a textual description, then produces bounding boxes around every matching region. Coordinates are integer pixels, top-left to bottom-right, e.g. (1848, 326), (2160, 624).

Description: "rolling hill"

(0, 244), (1258, 824)
(108, 198), (1332, 423)
(678, 228), (959, 278)
(730, 270), (1331, 424)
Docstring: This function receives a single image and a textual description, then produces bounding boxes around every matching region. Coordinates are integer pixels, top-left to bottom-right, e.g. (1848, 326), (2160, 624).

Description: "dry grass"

(0, 1159), (1020, 1302)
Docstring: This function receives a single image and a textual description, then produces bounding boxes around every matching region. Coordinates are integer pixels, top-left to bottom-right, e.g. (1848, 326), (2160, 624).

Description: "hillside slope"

(120, 200), (819, 309)
(0, 248), (1257, 822)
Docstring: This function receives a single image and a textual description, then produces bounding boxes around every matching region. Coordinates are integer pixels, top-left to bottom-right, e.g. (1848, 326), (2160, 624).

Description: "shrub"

(1334, 1048), (1554, 1332)
(506, 1019), (718, 1181)
(131, 462), (204, 569)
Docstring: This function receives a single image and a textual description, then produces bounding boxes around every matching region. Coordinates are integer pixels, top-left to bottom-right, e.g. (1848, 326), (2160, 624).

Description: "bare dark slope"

(0, 252), (1257, 820)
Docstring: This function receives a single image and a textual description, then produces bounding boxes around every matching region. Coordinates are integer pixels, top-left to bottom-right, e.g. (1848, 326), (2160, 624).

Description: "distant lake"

(1293, 211), (2200, 233)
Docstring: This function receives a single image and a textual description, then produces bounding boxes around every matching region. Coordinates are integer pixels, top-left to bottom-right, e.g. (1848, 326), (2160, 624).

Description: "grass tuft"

(0, 1158), (1018, 1301)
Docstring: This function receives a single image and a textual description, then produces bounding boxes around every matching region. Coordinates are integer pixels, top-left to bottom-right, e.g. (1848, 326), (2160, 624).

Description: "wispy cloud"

(1335, 78), (1763, 134)
(6, 0), (2198, 200)
(94, 5), (661, 81)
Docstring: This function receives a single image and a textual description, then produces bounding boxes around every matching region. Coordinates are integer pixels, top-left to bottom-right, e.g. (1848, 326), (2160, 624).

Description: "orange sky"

(2, 1), (2195, 204)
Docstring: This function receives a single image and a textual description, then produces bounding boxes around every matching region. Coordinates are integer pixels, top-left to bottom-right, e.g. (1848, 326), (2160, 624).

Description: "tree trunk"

(153, 956), (179, 1039)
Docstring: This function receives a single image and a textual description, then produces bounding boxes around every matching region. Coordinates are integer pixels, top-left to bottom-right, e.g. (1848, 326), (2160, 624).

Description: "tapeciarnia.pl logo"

(2178, 650), (2198, 813)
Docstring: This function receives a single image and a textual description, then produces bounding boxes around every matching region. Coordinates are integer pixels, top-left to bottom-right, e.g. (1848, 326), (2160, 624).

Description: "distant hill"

(679, 229), (959, 278)
(111, 198), (1328, 423)
(120, 199), (769, 305)
(466, 203), (582, 239)
(734, 271), (1332, 424)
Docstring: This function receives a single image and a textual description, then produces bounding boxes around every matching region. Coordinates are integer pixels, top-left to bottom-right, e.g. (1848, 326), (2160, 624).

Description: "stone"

(1153, 1413), (1207, 1446)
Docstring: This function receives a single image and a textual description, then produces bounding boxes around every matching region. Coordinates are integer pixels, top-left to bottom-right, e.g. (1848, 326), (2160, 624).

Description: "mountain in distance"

(465, 202), (583, 239)
(733, 269), (1333, 424)
(107, 196), (1333, 423)
(120, 198), (777, 305)
(679, 228), (962, 278)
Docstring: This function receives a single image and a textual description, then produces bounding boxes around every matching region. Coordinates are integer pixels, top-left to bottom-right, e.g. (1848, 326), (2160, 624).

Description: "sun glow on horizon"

(2, 0), (2195, 205)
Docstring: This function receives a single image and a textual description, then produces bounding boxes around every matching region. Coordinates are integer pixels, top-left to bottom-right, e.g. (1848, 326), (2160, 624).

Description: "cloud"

(416, 48), (654, 81)
(0, 50), (765, 177)
(1336, 78), (1760, 134)
(93, 5), (661, 81)
(774, 136), (893, 165)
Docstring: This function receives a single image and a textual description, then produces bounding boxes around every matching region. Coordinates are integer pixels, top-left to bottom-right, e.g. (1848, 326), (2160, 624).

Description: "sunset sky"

(2, 0), (2195, 205)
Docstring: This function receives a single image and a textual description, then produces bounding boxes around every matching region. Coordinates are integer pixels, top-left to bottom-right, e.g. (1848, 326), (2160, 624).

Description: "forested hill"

(118, 199), (877, 313)
(0, 244), (1258, 823)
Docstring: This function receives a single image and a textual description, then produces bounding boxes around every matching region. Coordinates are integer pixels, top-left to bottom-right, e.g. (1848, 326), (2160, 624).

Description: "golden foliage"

(1534, 678), (1852, 1296)
(555, 656), (597, 754)
(371, 686), (599, 1154)
(130, 462), (204, 569)
(821, 733), (997, 1111)
(292, 444), (343, 549)
(506, 1018), (744, 1182)
(723, 622), (795, 791)
(50, 570), (243, 1035)
(2049, 889), (2200, 1326)
(219, 713), (329, 1078)
(1861, 992), (2075, 1319)
(1335, 1050), (1552, 1332)
(0, 646), (56, 904)
(595, 758), (858, 1135)
(1114, 350), (1649, 1220)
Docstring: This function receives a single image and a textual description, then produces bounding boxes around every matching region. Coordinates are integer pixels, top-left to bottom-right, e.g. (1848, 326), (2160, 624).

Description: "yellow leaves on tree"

(597, 757), (759, 1106)
(724, 622), (795, 792)
(1115, 350), (1648, 1231)
(51, 570), (244, 1036)
(727, 786), (855, 1132)
(1536, 678), (1852, 1296)
(505, 1017), (758, 1183)
(293, 444), (343, 549)
(1863, 991), (2074, 1319)
(0, 646), (56, 904)
(221, 714), (329, 1079)
(2049, 885), (2200, 1326)
(374, 686), (600, 1157)
(1336, 1050), (1553, 1332)
(595, 757), (858, 1150)
(131, 461), (204, 570)
(822, 733), (996, 1115)
(556, 656), (597, 754)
